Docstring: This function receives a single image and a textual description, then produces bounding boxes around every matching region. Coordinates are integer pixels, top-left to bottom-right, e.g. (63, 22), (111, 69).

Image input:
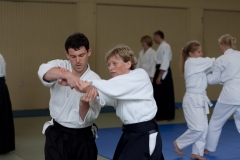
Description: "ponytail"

(231, 37), (237, 48)
(180, 47), (188, 76)
(180, 41), (201, 76)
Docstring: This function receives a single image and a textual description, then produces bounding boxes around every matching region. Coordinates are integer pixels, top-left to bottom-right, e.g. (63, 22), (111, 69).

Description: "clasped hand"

(57, 67), (92, 93)
(57, 67), (98, 102)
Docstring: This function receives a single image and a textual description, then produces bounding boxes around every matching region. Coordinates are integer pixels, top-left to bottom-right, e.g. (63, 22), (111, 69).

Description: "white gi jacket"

(184, 57), (215, 114)
(91, 68), (157, 125)
(136, 47), (156, 78)
(0, 54), (6, 77)
(38, 60), (103, 134)
(154, 41), (172, 80)
(207, 49), (240, 105)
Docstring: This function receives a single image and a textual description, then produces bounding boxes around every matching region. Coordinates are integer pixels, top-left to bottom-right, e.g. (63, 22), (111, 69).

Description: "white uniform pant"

(205, 102), (240, 152)
(176, 101), (208, 156)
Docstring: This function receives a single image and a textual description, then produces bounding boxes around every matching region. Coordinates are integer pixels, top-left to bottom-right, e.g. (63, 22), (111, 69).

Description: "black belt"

(53, 119), (92, 135)
(0, 77), (5, 83)
(155, 64), (170, 71)
(156, 64), (161, 69)
(122, 118), (158, 133)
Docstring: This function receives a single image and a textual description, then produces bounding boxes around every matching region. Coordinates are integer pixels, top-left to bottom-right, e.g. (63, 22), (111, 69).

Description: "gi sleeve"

(159, 45), (171, 71)
(78, 74), (104, 125)
(149, 52), (156, 78)
(38, 59), (67, 87)
(78, 96), (105, 125)
(91, 69), (152, 100)
(98, 90), (117, 107)
(0, 54), (6, 77)
(185, 57), (215, 78)
(207, 56), (225, 85)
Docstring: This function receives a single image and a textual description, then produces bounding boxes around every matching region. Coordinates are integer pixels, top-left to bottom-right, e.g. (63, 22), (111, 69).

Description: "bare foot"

(173, 141), (183, 155)
(190, 154), (206, 160)
(204, 149), (209, 155)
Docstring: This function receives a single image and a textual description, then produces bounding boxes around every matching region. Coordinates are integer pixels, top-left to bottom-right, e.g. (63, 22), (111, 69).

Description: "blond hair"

(218, 34), (236, 49)
(141, 35), (153, 47)
(180, 41), (201, 75)
(105, 44), (138, 70)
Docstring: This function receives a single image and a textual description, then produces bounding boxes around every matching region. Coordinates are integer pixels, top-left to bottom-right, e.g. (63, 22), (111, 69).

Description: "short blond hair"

(218, 34), (237, 49)
(141, 35), (153, 47)
(105, 44), (138, 70)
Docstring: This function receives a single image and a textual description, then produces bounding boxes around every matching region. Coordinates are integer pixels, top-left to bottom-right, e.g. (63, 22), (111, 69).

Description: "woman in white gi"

(204, 34), (240, 155)
(136, 35), (156, 82)
(173, 41), (215, 160)
(0, 53), (15, 154)
(70, 44), (164, 160)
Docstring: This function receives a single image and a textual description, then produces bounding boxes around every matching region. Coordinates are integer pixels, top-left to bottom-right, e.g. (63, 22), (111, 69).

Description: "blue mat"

(96, 120), (240, 160)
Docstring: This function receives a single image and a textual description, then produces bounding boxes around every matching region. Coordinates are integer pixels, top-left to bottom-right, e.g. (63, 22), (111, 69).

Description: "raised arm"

(38, 60), (81, 88)
(44, 67), (81, 89)
(43, 67), (68, 82)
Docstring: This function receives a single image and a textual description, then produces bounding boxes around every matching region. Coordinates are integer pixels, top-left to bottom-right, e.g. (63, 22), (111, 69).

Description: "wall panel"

(1, 0), (240, 111)
(203, 10), (240, 100)
(0, 1), (77, 110)
(96, 4), (189, 102)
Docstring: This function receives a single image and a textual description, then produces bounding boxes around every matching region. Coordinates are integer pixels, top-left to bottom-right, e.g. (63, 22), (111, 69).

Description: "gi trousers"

(113, 119), (164, 160)
(44, 120), (98, 160)
(206, 102), (240, 152)
(0, 77), (15, 154)
(153, 64), (175, 121)
(176, 97), (208, 156)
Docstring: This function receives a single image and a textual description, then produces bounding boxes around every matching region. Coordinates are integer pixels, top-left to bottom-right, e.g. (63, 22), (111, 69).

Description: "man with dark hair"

(38, 33), (102, 160)
(153, 30), (175, 121)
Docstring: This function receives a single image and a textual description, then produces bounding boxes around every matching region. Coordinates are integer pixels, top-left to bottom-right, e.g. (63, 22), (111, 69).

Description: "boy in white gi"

(59, 44), (165, 160)
(38, 33), (102, 160)
(136, 35), (156, 82)
(173, 41), (215, 160)
(204, 34), (240, 155)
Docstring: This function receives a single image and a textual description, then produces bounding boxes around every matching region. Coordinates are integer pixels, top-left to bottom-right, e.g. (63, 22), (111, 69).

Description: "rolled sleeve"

(38, 63), (57, 87)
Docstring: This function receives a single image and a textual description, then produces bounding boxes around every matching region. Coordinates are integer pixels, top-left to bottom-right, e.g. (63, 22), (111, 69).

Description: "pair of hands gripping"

(57, 67), (98, 103)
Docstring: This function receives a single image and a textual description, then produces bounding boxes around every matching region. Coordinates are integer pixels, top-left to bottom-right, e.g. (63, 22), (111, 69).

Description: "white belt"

(186, 88), (213, 114)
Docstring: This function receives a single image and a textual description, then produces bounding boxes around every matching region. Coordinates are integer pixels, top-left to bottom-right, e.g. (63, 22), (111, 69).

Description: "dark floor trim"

(13, 101), (217, 118)
(13, 109), (50, 118)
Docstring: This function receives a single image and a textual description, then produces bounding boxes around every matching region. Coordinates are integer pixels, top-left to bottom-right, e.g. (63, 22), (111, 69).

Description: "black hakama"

(153, 64), (175, 121)
(44, 120), (98, 160)
(0, 77), (15, 154)
(113, 119), (164, 160)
